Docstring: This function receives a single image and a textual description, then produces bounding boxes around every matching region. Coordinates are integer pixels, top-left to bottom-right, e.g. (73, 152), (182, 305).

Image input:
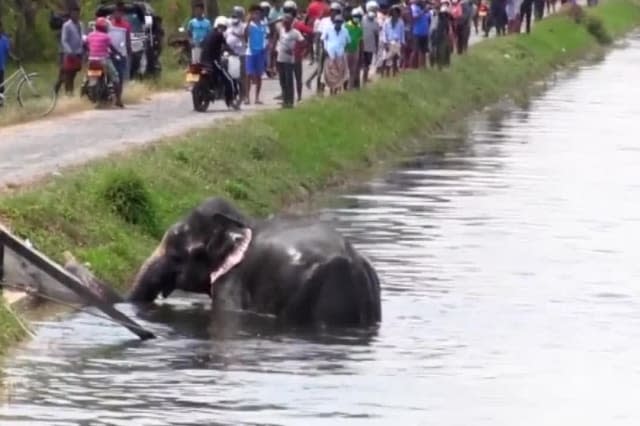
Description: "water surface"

(3, 36), (640, 426)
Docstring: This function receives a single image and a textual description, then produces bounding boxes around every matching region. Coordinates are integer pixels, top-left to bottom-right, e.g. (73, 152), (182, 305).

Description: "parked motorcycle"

(188, 53), (242, 112)
(80, 59), (116, 106)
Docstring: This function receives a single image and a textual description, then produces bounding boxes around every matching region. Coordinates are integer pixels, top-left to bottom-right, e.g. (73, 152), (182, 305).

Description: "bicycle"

(0, 60), (58, 118)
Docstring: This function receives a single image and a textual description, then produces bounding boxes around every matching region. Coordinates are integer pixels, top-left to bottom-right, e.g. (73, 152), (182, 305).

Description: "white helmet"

(351, 6), (364, 16)
(365, 0), (379, 11)
(260, 1), (271, 8)
(330, 1), (342, 11)
(283, 0), (297, 9)
(214, 15), (229, 28)
(232, 5), (245, 17)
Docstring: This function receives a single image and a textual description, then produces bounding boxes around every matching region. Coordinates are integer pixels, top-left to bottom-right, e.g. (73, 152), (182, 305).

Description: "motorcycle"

(80, 58), (116, 106)
(188, 52), (242, 113)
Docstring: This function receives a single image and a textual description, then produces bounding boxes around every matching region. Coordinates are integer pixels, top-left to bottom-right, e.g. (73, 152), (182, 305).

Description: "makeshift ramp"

(0, 225), (154, 340)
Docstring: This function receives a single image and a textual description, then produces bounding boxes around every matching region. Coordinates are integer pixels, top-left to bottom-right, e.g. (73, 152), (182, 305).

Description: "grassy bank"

(0, 0), (639, 350)
(0, 303), (24, 354)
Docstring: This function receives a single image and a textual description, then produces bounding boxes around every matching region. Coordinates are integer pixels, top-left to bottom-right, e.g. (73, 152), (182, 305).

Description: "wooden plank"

(0, 226), (154, 340)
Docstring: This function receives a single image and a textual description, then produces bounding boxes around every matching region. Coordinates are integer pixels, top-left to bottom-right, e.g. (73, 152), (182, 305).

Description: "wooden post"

(0, 227), (154, 340)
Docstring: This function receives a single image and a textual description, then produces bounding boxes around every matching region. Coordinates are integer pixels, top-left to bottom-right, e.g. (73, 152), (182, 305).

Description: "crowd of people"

(184, 0), (570, 110)
(0, 0), (575, 111)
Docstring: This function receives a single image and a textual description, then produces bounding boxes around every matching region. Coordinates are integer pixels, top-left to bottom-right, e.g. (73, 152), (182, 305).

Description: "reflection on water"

(3, 35), (640, 426)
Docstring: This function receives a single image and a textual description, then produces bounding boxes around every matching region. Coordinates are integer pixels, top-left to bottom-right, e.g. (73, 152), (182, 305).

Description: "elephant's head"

(127, 197), (253, 303)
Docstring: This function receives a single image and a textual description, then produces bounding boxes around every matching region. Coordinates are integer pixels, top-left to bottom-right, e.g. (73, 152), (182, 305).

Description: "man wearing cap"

(321, 13), (350, 95)
(410, 0), (431, 68)
(361, 1), (380, 85)
(275, 13), (304, 107)
(225, 6), (247, 101)
(345, 7), (364, 89)
(306, 1), (342, 93)
(381, 4), (405, 77)
(201, 16), (239, 109)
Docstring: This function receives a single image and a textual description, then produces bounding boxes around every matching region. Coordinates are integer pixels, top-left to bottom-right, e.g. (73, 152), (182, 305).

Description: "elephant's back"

(255, 216), (350, 257)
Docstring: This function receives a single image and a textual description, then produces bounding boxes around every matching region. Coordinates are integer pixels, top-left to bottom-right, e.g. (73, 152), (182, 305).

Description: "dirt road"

(0, 31), (490, 188)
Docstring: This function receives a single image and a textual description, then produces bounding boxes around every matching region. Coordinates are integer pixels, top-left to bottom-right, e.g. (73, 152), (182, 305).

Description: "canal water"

(3, 36), (640, 426)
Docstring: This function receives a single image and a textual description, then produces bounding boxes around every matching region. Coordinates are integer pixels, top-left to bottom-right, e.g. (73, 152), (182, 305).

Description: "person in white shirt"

(306, 1), (343, 93)
(225, 6), (247, 101)
(275, 13), (304, 107)
(321, 14), (350, 95)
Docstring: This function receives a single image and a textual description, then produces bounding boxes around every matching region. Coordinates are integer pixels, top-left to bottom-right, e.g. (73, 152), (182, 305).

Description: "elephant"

(126, 197), (382, 327)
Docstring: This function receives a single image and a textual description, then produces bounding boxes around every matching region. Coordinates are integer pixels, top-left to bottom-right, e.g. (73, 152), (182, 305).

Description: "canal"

(2, 35), (640, 426)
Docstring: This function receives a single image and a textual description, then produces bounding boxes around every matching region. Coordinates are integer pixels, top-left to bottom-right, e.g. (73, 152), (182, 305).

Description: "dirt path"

(0, 31), (488, 188)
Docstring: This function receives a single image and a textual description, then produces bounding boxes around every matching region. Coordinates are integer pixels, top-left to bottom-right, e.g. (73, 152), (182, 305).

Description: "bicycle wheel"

(17, 73), (58, 118)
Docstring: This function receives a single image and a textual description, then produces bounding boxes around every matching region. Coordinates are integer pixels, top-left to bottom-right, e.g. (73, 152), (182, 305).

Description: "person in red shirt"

(289, 3), (312, 102)
(305, 0), (329, 64)
(109, 1), (133, 82)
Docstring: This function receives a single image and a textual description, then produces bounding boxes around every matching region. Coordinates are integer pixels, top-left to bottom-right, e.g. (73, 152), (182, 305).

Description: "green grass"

(0, 303), (24, 354)
(0, 0), (639, 359)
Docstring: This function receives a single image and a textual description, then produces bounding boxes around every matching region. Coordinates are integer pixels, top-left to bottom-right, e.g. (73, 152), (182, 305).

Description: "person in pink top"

(86, 17), (124, 107)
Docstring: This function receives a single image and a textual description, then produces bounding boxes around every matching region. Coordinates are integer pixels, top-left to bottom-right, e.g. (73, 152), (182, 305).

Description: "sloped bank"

(1, 0), (640, 352)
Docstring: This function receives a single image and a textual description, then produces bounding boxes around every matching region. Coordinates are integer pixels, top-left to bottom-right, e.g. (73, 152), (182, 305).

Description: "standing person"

(431, 0), (454, 69)
(55, 5), (84, 96)
(533, 0), (545, 20)
(188, 2), (213, 64)
(490, 0), (508, 35)
(478, 0), (489, 35)
(306, 0), (329, 64)
(288, 1), (313, 102)
(226, 6), (248, 103)
(520, 0), (533, 33)
(345, 7), (363, 89)
(410, 0), (430, 69)
(260, 1), (276, 77)
(306, 2), (342, 93)
(269, 0), (285, 22)
(545, 0), (557, 14)
(109, 1), (132, 83)
(382, 5), (405, 77)
(0, 21), (14, 107)
(361, 2), (380, 85)
(322, 14), (350, 95)
(245, 4), (268, 104)
(275, 13), (304, 108)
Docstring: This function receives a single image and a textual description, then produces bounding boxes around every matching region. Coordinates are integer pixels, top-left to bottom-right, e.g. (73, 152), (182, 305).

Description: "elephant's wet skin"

(128, 197), (382, 327)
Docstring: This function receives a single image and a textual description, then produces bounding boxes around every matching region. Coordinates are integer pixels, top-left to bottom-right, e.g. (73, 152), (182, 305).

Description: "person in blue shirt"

(410, 0), (431, 68)
(245, 5), (268, 104)
(382, 5), (405, 77)
(0, 21), (15, 107)
(187, 3), (213, 63)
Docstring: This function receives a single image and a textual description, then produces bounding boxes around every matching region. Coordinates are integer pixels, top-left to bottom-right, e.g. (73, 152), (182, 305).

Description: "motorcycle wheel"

(87, 83), (100, 104)
(192, 82), (210, 112)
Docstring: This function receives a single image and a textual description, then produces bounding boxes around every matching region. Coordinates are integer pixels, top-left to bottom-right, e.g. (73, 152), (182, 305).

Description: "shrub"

(100, 169), (161, 237)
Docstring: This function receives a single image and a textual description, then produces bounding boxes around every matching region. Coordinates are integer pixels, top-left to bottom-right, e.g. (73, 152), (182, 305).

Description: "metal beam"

(0, 227), (154, 340)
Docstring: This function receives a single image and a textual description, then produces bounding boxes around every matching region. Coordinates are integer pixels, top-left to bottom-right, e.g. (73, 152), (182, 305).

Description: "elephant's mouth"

(209, 227), (253, 291)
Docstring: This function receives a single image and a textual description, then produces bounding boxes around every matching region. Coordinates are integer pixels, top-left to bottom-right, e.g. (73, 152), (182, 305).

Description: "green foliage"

(100, 169), (161, 238)
(0, 0), (638, 294)
(0, 302), (25, 354)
